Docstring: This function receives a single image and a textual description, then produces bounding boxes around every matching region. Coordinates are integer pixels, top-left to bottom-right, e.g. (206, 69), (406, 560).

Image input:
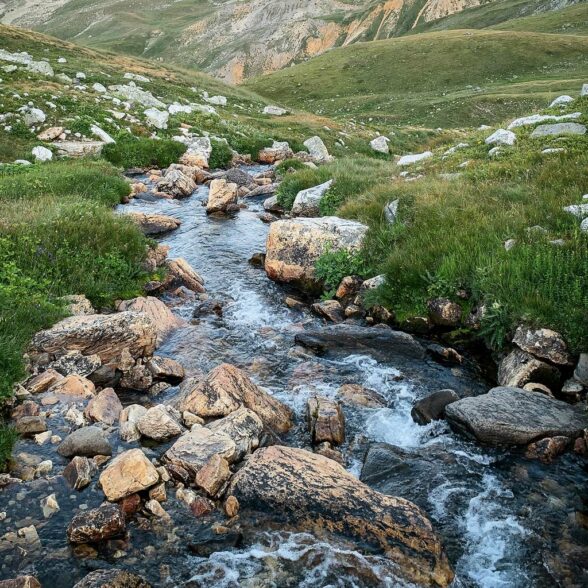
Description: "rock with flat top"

(195, 454), (231, 496)
(58, 426), (112, 458)
(498, 349), (560, 388)
(397, 151), (432, 166)
(67, 503), (125, 543)
(307, 396), (345, 445)
(258, 141), (293, 164)
(485, 129), (516, 146)
(125, 211), (181, 235)
(206, 407), (263, 460)
(445, 386), (588, 445)
(156, 169), (196, 198)
(291, 180), (333, 217)
(146, 356), (185, 383)
(99, 448), (159, 501)
(206, 179), (238, 214)
(411, 390), (459, 425)
(512, 326), (573, 365)
(164, 258), (205, 293)
(137, 405), (184, 441)
(227, 445), (454, 587)
(531, 122), (586, 138)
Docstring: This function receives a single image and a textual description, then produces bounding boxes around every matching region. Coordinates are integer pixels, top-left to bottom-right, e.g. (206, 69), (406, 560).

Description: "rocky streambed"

(0, 161), (586, 588)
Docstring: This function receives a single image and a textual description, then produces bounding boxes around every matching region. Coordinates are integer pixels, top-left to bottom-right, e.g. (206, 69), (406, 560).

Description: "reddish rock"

(67, 504), (126, 544)
(195, 454), (231, 496)
(119, 493), (142, 518)
(525, 436), (570, 463)
(191, 496), (215, 517)
(85, 388), (123, 425)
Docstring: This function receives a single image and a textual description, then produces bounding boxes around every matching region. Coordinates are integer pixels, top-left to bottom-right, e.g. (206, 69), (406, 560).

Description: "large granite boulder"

(180, 363), (292, 433)
(156, 169), (196, 198)
(57, 426), (112, 458)
(30, 312), (157, 370)
(227, 446), (454, 587)
(445, 386), (588, 446)
(206, 179), (239, 214)
(291, 180), (333, 217)
(265, 217), (368, 291)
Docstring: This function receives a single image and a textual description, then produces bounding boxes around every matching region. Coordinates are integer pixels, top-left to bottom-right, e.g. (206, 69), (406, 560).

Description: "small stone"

(136, 405), (184, 441)
(145, 499), (170, 520)
(307, 396), (345, 446)
(195, 454), (231, 496)
(411, 390), (459, 425)
(67, 503), (125, 544)
(15, 416), (47, 436)
(40, 494), (59, 518)
(311, 300), (344, 323)
(34, 430), (52, 445)
(148, 483), (167, 503)
(34, 460), (53, 478)
(63, 456), (97, 490)
(224, 495), (239, 518)
(427, 298), (462, 327)
(25, 369), (63, 394)
(119, 493), (141, 518)
(190, 496), (215, 517)
(525, 436), (570, 463)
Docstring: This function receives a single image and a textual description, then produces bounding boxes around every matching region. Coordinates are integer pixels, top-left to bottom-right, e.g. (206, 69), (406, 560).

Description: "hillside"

(0, 0), (486, 83)
(246, 28), (588, 128)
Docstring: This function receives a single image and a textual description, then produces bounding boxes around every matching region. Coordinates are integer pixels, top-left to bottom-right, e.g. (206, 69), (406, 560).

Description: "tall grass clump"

(103, 136), (186, 169)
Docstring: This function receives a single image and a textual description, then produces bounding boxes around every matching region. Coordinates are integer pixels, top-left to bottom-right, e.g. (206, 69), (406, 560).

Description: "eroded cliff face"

(0, 0), (484, 83)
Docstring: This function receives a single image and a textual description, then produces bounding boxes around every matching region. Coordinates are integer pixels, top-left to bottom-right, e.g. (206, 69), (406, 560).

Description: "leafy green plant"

(479, 301), (512, 351)
(315, 247), (368, 298)
(0, 425), (17, 472)
(208, 138), (233, 169)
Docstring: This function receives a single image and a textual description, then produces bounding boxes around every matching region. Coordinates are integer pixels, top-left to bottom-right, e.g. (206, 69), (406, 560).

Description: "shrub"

(208, 138), (233, 169)
(103, 136), (186, 169)
(315, 248), (368, 299)
(275, 158), (307, 175)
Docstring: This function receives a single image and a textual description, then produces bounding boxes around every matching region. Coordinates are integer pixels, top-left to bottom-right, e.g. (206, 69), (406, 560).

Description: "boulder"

(15, 416), (46, 436)
(370, 136), (390, 154)
(206, 179), (238, 214)
(163, 426), (236, 477)
(0, 577), (41, 588)
(498, 349), (560, 388)
(195, 454), (231, 496)
(142, 244), (169, 273)
(165, 258), (205, 293)
(58, 426), (112, 458)
(49, 374), (95, 400)
(67, 504), (125, 544)
(99, 448), (159, 501)
(110, 84), (165, 108)
(63, 456), (97, 490)
(180, 136), (212, 168)
(117, 297), (184, 345)
(156, 169), (196, 198)
(512, 326), (573, 366)
(37, 126), (63, 141)
(136, 405), (184, 441)
(427, 298), (462, 327)
(263, 105), (288, 116)
(530, 123), (586, 138)
(525, 436), (570, 463)
(146, 356), (185, 383)
(85, 388), (123, 426)
(258, 141), (293, 164)
(311, 300), (344, 323)
(263, 196), (283, 213)
(73, 570), (151, 588)
(54, 141), (105, 158)
(303, 136), (332, 163)
(508, 112), (581, 129)
(337, 384), (386, 408)
(32, 146), (52, 162)
(144, 107), (169, 130)
(265, 217), (368, 290)
(125, 211), (181, 235)
(397, 151), (432, 166)
(445, 386), (588, 446)
(222, 168), (255, 187)
(30, 312), (157, 369)
(291, 180), (333, 217)
(384, 199), (399, 224)
(180, 363), (293, 433)
(24, 369), (63, 394)
(411, 390), (459, 425)
(227, 446), (454, 587)
(119, 404), (148, 442)
(549, 95), (573, 108)
(307, 396), (345, 445)
(295, 324), (424, 361)
(206, 407), (263, 460)
(485, 129), (516, 146)
(119, 364), (153, 391)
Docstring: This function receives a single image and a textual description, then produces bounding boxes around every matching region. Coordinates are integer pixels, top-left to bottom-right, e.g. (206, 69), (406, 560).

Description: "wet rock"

(99, 449), (159, 501)
(119, 364), (153, 391)
(15, 416), (47, 436)
(337, 384), (386, 408)
(120, 493), (142, 518)
(156, 169), (196, 198)
(119, 404), (148, 442)
(34, 460), (53, 478)
(248, 252), (266, 267)
(193, 299), (224, 318)
(165, 258), (205, 293)
(11, 400), (40, 420)
(73, 570), (151, 588)
(427, 298), (462, 327)
(195, 454), (231, 496)
(411, 390), (459, 425)
(85, 388), (123, 426)
(146, 356), (185, 384)
(498, 349), (561, 388)
(49, 374), (96, 400)
(163, 426), (236, 477)
(30, 312), (157, 370)
(228, 445), (454, 587)
(574, 354), (588, 386)
(221, 168), (255, 187)
(295, 324), (424, 361)
(149, 482), (167, 503)
(149, 381), (172, 397)
(40, 493), (59, 518)
(0, 577), (41, 588)
(50, 351), (101, 377)
(180, 363), (293, 433)
(125, 211), (182, 235)
(291, 180), (333, 217)
(265, 217), (367, 291)
(137, 405), (184, 441)
(206, 179), (238, 214)
(512, 326), (573, 366)
(307, 396), (345, 445)
(445, 387), (588, 446)
(311, 300), (344, 323)
(206, 407), (263, 460)
(426, 344), (463, 365)
(522, 382), (553, 396)
(191, 496), (215, 517)
(24, 369), (63, 394)
(525, 436), (570, 463)
(224, 495), (240, 518)
(67, 503), (125, 544)
(63, 456), (97, 490)
(58, 426), (112, 458)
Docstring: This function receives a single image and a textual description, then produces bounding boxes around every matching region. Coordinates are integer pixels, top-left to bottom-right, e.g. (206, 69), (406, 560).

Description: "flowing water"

(1, 170), (586, 587)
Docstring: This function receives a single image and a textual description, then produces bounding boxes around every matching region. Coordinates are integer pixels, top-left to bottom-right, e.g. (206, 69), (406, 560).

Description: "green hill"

(246, 29), (588, 128)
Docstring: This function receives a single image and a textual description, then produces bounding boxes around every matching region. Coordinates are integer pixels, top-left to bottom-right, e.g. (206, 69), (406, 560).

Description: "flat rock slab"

(227, 445), (454, 587)
(530, 122), (586, 138)
(445, 386), (588, 446)
(295, 324), (424, 361)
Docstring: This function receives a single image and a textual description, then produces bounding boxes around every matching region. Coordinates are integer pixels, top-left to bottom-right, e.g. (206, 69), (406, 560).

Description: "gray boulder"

(498, 349), (560, 388)
(411, 390), (459, 425)
(57, 426), (112, 458)
(530, 123), (586, 138)
(445, 386), (588, 446)
(291, 180), (333, 217)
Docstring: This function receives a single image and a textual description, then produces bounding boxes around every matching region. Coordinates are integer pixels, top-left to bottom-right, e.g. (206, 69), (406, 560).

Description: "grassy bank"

(0, 159), (149, 468)
(278, 99), (588, 351)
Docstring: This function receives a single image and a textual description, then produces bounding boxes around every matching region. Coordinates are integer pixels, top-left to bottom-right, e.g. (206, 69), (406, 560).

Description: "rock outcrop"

(228, 446), (454, 587)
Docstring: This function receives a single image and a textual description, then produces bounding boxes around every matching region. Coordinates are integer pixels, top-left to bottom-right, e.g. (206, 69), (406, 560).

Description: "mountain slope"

(1, 0), (487, 83)
(246, 28), (588, 128)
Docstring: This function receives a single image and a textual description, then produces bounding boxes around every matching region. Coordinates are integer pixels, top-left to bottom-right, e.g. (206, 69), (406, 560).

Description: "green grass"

(0, 159), (148, 412)
(103, 137), (187, 169)
(247, 29), (588, 128)
(0, 425), (18, 471)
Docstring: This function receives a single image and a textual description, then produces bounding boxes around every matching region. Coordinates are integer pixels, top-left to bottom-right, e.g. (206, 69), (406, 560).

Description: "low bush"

(103, 136), (186, 169)
(0, 425), (17, 471)
(315, 248), (368, 299)
(208, 138), (233, 169)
